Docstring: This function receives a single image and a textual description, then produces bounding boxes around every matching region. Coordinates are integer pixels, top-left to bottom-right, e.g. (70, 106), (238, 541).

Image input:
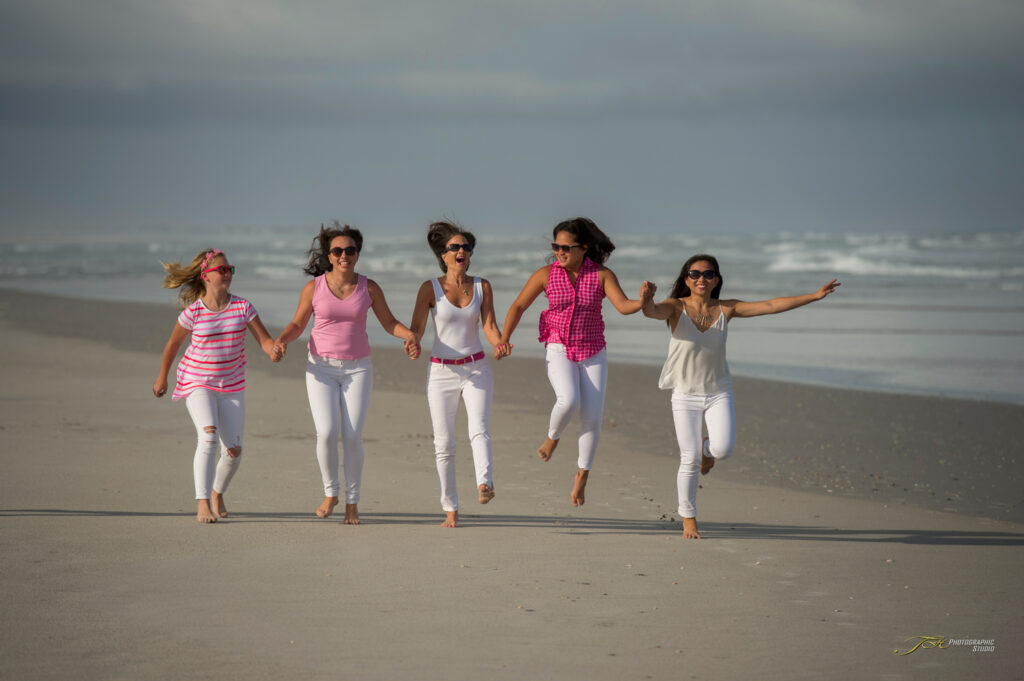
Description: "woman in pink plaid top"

(500, 217), (647, 506)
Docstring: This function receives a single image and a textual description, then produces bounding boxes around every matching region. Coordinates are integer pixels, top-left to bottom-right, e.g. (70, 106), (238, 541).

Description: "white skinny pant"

(185, 389), (245, 500)
(426, 360), (494, 512)
(305, 356), (373, 503)
(671, 390), (736, 518)
(545, 344), (608, 471)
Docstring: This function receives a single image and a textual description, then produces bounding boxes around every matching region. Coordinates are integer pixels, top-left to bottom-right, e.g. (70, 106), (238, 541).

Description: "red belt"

(431, 351), (485, 366)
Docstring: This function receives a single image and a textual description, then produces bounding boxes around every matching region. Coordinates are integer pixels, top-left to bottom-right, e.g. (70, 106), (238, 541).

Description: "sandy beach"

(1, 288), (1022, 680)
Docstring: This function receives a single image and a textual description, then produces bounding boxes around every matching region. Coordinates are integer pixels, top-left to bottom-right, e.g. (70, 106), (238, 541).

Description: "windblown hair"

(161, 248), (222, 309)
(669, 253), (724, 299)
(303, 221), (364, 277)
(551, 217), (615, 265)
(427, 220), (476, 273)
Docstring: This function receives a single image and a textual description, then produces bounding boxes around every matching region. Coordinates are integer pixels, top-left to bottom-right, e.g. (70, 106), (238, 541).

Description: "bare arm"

(405, 280), (435, 359)
(724, 279), (840, 320)
(600, 267), (643, 315)
(479, 279), (505, 350)
(640, 280), (679, 322)
(153, 322), (190, 397)
(499, 266), (548, 346)
(272, 280), (315, 360)
(368, 279), (418, 352)
(247, 314), (277, 361)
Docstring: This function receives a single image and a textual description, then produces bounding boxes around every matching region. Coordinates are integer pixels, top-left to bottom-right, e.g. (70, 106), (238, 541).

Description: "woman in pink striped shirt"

(500, 217), (645, 506)
(153, 249), (277, 524)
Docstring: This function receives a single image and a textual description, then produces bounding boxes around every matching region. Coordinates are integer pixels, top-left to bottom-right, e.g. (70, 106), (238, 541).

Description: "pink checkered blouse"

(538, 258), (606, 361)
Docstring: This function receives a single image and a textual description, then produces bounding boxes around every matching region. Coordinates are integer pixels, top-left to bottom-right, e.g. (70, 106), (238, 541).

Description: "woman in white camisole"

(408, 221), (509, 527)
(641, 254), (839, 539)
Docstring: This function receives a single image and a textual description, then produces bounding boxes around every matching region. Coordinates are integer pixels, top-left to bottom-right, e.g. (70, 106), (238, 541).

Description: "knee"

(226, 446), (242, 459)
(435, 449), (456, 464)
(707, 439), (734, 460)
(553, 392), (579, 412)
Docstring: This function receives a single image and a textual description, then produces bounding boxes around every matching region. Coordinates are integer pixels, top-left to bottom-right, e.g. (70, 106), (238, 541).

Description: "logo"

(894, 636), (996, 656)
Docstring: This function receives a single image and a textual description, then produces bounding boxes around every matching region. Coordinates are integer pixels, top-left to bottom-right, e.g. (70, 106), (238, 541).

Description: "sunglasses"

(686, 269), (718, 280)
(446, 243), (474, 253)
(551, 243), (584, 253)
(202, 265), (235, 275)
(329, 246), (359, 257)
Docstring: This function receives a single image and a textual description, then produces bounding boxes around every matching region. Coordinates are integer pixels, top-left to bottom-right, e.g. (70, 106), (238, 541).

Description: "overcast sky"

(1, 0), (1022, 236)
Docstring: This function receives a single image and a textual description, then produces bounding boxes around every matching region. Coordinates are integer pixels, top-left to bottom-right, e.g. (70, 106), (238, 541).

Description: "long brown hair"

(551, 217), (615, 265)
(303, 221), (364, 277)
(427, 220), (476, 273)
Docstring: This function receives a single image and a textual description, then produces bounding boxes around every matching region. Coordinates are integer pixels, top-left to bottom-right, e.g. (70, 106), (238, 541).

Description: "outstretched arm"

(479, 280), (510, 358)
(154, 323), (189, 397)
(499, 266), (548, 348)
(368, 279), (418, 357)
(601, 268), (643, 315)
(247, 315), (277, 361)
(640, 280), (678, 321)
(725, 279), (840, 319)
(272, 280), (315, 360)
(406, 280), (435, 359)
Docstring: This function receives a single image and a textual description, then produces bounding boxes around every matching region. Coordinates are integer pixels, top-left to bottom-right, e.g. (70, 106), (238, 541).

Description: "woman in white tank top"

(641, 254), (839, 539)
(407, 221), (509, 527)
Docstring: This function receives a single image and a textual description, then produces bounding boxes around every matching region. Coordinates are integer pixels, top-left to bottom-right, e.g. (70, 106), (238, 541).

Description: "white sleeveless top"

(429, 277), (485, 360)
(658, 308), (732, 395)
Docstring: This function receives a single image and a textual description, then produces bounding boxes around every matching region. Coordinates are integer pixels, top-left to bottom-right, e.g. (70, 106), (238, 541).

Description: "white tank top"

(429, 277), (485, 360)
(658, 308), (732, 395)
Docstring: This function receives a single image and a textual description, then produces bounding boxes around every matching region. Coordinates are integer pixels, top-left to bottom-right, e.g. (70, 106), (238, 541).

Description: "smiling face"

(685, 259), (719, 297)
(552, 229), (588, 269)
(443, 235), (472, 273)
(201, 254), (233, 289)
(328, 235), (359, 273)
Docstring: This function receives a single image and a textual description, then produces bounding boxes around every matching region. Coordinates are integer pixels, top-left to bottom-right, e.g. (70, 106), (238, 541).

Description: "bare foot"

(570, 469), (589, 507)
(316, 496), (339, 518)
(344, 503), (360, 525)
(537, 437), (559, 461)
(441, 511), (459, 528)
(682, 517), (702, 539)
(700, 437), (715, 475)
(211, 490), (228, 518)
(196, 499), (217, 524)
(478, 484), (495, 504)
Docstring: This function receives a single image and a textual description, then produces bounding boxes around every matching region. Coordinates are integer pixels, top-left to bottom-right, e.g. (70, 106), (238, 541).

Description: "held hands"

(403, 336), (421, 360)
(493, 342), (513, 360)
(271, 341), (287, 363)
(814, 279), (841, 300)
(640, 280), (657, 303)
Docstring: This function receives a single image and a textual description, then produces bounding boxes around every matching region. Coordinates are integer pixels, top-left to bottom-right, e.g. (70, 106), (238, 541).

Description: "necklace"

(692, 308), (714, 329)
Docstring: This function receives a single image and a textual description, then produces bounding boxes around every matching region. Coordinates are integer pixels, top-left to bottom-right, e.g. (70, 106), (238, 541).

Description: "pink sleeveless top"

(538, 258), (606, 361)
(308, 274), (372, 360)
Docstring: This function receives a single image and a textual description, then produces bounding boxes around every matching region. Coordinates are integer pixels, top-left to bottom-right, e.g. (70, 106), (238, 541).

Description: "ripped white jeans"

(185, 389), (245, 500)
(671, 390), (735, 518)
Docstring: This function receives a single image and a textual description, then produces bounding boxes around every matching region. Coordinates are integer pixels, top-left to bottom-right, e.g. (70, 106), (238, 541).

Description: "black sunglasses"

(329, 246), (358, 257)
(446, 243), (474, 253)
(551, 243), (584, 253)
(686, 269), (718, 280)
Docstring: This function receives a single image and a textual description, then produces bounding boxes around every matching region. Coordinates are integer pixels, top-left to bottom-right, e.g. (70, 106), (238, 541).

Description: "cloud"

(1, 0), (1022, 128)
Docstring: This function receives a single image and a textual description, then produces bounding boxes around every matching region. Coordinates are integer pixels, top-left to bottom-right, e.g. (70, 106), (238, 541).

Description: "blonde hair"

(161, 248), (223, 308)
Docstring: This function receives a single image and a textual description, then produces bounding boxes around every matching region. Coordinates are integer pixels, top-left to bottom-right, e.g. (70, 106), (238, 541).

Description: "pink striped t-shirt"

(172, 295), (257, 401)
(538, 258), (606, 361)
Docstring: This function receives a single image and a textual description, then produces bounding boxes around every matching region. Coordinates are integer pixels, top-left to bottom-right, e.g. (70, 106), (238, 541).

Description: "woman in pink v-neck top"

(273, 224), (418, 525)
(499, 217), (645, 508)
(641, 252), (840, 539)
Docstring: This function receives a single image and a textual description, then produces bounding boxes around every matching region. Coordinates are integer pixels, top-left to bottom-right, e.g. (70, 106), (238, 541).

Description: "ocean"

(2, 225), (1022, 405)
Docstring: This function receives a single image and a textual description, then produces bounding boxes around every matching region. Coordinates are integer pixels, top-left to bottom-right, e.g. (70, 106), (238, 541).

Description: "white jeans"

(545, 344), (608, 471)
(671, 390), (736, 518)
(426, 360), (494, 512)
(185, 389), (245, 500)
(305, 355), (373, 503)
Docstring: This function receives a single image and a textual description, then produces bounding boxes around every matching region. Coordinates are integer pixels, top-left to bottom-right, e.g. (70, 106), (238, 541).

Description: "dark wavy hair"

(303, 221), (364, 277)
(427, 220), (476, 273)
(669, 253), (723, 299)
(551, 217), (615, 265)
